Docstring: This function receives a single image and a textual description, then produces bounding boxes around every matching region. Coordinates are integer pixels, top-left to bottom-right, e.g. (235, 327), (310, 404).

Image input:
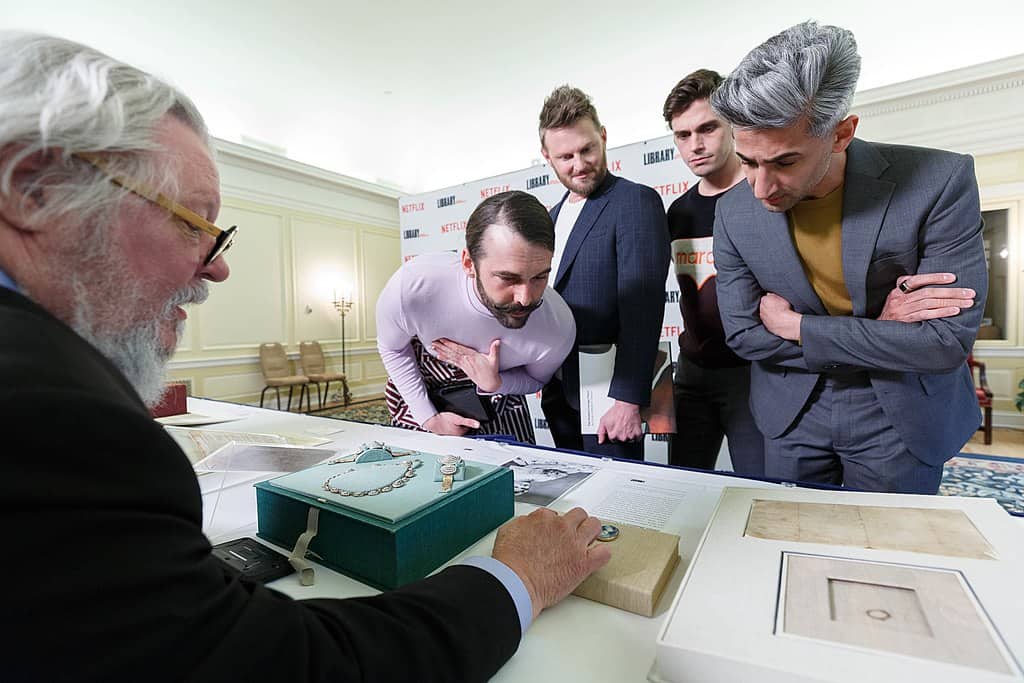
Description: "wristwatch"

(438, 455), (463, 493)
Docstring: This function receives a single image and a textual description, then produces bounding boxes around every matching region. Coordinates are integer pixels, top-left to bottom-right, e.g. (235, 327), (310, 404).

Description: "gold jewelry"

(438, 454), (463, 494)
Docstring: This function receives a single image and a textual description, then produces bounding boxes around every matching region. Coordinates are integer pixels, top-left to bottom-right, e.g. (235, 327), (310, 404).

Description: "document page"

(592, 476), (688, 530)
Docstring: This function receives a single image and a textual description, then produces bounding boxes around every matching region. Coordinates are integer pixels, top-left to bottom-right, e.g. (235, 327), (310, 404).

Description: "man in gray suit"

(711, 21), (987, 493)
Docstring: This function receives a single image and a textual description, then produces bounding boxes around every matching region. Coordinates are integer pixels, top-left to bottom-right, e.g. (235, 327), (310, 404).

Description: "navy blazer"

(550, 173), (670, 407)
(714, 139), (987, 465)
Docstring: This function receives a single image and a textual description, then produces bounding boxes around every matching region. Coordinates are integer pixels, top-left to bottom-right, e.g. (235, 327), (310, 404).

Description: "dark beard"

(475, 274), (542, 329)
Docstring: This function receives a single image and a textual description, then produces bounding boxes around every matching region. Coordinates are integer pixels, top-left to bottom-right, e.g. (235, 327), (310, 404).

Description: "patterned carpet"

(316, 399), (391, 426)
(940, 453), (1024, 516)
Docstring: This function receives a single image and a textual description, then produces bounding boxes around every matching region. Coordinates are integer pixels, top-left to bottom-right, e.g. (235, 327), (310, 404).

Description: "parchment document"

(745, 500), (996, 559)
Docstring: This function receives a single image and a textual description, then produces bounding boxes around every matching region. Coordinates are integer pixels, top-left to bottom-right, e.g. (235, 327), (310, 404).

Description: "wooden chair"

(967, 353), (993, 445)
(258, 343), (311, 412)
(299, 341), (349, 409)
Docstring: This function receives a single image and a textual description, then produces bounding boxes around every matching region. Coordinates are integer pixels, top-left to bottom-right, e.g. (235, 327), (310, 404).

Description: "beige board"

(572, 521), (680, 617)
(745, 500), (996, 560)
(781, 554), (1013, 674)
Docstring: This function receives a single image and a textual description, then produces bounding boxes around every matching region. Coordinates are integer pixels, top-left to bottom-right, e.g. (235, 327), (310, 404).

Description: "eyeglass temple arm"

(75, 152), (222, 239)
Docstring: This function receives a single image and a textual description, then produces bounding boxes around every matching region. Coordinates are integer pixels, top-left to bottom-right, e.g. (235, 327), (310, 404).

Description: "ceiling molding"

(213, 138), (403, 201)
(855, 74), (1024, 118)
(219, 182), (400, 230)
(853, 53), (1024, 157)
(855, 53), (1024, 108)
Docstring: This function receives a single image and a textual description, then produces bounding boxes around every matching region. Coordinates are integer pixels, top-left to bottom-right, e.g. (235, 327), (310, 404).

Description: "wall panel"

(198, 204), (288, 349)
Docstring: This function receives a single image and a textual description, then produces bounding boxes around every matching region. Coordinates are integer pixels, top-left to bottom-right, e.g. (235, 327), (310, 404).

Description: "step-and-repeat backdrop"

(398, 132), (700, 457)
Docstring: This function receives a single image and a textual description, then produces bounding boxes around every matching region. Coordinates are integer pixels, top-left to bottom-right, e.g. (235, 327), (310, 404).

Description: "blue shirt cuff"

(0, 268), (18, 292)
(459, 556), (533, 634)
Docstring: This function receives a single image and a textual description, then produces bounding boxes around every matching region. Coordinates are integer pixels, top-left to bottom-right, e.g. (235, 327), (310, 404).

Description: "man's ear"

(460, 248), (475, 278)
(832, 115), (859, 153)
(0, 147), (60, 230)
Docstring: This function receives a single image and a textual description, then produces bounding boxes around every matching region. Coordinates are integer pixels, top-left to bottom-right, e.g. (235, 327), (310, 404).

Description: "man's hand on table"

(492, 507), (611, 619)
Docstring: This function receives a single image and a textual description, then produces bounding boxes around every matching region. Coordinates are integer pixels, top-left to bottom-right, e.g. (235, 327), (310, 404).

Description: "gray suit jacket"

(713, 138), (987, 465)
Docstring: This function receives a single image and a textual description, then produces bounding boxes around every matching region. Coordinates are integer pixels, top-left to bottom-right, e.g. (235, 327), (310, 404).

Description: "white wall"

(168, 141), (401, 406)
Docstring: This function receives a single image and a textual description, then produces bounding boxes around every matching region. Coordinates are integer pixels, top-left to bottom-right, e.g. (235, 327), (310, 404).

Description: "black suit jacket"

(549, 173), (671, 407)
(0, 288), (520, 682)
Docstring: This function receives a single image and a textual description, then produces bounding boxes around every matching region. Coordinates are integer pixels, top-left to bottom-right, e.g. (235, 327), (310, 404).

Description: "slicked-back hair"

(711, 21), (861, 138)
(465, 190), (555, 263)
(0, 31), (209, 229)
(538, 85), (602, 146)
(662, 69), (724, 124)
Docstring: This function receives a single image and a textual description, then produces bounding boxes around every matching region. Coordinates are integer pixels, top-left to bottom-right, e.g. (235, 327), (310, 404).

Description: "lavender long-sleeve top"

(376, 252), (576, 426)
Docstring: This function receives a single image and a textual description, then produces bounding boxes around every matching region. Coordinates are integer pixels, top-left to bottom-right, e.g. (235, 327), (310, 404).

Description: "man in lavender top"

(378, 190), (576, 443)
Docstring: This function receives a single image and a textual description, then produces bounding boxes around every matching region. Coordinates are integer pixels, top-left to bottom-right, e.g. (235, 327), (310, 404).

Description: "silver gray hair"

(0, 32), (209, 227)
(711, 21), (861, 137)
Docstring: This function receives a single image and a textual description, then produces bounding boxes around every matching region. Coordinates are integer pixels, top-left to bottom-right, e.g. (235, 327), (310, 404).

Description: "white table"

(184, 397), (784, 682)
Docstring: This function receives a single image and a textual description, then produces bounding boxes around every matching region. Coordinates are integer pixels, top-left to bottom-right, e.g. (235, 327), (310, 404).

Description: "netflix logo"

(440, 221), (467, 233)
(401, 202), (424, 213)
(653, 181), (690, 196)
(480, 184), (511, 199)
(662, 324), (681, 337)
(608, 160), (622, 172)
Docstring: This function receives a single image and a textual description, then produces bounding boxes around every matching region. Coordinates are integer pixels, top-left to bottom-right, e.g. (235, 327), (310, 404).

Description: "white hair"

(711, 21), (861, 137)
(0, 32), (213, 406)
(71, 276), (210, 407)
(0, 31), (209, 226)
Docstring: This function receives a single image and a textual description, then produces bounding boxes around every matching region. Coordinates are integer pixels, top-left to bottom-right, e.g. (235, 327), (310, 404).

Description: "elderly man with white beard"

(0, 32), (608, 683)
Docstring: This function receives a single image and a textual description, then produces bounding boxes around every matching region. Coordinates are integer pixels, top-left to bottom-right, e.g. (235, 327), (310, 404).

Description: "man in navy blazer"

(537, 85), (671, 460)
(711, 22), (986, 493)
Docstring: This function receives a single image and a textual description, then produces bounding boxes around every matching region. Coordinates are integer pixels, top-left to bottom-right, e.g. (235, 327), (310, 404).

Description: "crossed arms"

(714, 155), (987, 375)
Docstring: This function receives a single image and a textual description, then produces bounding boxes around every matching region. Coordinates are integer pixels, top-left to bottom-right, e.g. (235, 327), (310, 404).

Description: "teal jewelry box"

(254, 452), (513, 590)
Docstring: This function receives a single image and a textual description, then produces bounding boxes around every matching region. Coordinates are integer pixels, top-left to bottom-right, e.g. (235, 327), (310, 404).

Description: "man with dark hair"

(711, 21), (986, 493)
(0, 34), (608, 682)
(662, 69), (765, 476)
(378, 190), (575, 444)
(538, 85), (671, 460)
